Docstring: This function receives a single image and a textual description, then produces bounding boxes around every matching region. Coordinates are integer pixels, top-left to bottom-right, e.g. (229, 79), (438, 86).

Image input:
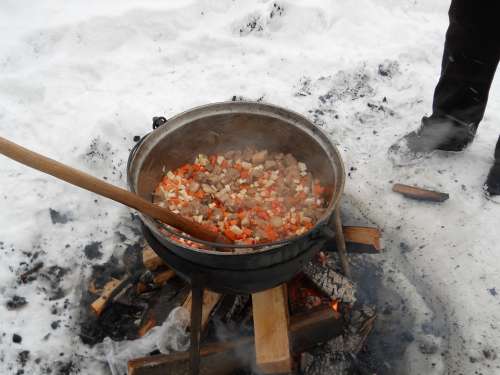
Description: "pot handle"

(127, 116), (169, 187)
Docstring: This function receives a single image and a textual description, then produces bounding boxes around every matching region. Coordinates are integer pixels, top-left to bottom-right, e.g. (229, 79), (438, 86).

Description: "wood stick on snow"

(392, 183), (449, 202)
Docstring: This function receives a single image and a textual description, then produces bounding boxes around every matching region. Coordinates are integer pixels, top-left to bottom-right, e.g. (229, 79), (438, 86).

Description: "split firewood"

(183, 290), (222, 332)
(90, 278), (125, 316)
(392, 183), (449, 202)
(143, 246), (166, 271)
(251, 285), (292, 374)
(128, 305), (342, 375)
(136, 269), (176, 294)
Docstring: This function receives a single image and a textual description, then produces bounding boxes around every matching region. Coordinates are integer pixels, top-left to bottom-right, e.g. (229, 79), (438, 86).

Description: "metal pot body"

(127, 102), (345, 287)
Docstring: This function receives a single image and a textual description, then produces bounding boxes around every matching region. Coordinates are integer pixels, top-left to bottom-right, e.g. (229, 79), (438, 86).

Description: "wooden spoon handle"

(0, 136), (228, 244)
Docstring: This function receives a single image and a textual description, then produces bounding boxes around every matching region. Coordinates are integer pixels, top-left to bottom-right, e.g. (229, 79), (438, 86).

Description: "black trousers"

(431, 0), (500, 129)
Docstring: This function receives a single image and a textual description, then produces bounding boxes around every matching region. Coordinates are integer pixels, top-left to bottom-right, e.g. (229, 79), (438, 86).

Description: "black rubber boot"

(388, 116), (476, 166)
(485, 136), (500, 196)
(405, 116), (476, 153)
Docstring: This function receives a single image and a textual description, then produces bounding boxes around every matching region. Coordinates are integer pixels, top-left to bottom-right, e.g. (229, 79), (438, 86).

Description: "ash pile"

(79, 242), (379, 375)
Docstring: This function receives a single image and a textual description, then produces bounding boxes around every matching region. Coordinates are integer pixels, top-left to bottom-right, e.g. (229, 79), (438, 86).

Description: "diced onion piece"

(270, 216), (283, 228)
(241, 161), (252, 169)
(230, 225), (243, 235)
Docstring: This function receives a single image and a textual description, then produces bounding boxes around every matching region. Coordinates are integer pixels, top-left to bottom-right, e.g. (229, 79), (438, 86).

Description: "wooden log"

(252, 285), (292, 374)
(183, 290), (222, 332)
(127, 305), (343, 375)
(90, 278), (123, 316)
(392, 183), (449, 202)
(143, 246), (166, 271)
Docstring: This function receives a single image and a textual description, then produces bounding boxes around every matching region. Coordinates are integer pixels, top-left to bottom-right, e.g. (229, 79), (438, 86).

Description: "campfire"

(80, 223), (381, 375)
(1, 102), (383, 374)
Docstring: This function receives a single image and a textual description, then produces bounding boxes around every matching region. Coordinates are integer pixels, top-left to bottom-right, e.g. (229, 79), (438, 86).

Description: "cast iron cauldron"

(127, 102), (345, 293)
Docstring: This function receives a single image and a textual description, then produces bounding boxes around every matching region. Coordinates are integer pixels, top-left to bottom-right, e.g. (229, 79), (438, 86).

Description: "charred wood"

(302, 260), (356, 305)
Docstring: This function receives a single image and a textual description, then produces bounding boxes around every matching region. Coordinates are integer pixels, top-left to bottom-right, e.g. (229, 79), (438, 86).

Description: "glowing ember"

(330, 299), (340, 312)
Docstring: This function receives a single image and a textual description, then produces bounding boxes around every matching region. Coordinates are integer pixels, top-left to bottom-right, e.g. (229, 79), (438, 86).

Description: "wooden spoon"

(0, 136), (230, 244)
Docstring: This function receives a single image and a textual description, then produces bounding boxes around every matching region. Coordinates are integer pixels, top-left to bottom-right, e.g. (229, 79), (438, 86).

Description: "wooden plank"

(325, 225), (383, 254)
(127, 305), (342, 375)
(183, 290), (222, 332)
(343, 226), (382, 252)
(252, 285), (292, 374)
(392, 183), (449, 202)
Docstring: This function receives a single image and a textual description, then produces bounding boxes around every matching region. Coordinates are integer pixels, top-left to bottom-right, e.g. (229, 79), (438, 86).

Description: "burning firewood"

(392, 183), (449, 202)
(251, 285), (292, 374)
(303, 260), (356, 305)
(127, 305), (343, 375)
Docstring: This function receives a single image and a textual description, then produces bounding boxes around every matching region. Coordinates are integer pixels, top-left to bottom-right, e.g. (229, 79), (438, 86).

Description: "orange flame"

(330, 299), (340, 312)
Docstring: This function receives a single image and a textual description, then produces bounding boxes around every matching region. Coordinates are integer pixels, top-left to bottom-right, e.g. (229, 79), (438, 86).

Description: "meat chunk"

(189, 181), (200, 193)
(264, 160), (277, 170)
(251, 150), (268, 164)
(284, 153), (297, 167)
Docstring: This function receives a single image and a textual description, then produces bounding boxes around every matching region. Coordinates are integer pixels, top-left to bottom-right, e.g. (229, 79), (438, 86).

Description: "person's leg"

(390, 0), (500, 161)
(485, 136), (500, 197)
(429, 0), (500, 148)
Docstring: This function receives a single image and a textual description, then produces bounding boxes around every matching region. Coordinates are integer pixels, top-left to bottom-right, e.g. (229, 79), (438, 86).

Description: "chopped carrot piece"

(224, 229), (237, 241)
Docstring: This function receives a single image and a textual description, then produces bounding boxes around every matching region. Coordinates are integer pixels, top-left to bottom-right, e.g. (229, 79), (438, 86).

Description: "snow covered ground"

(1, 0), (499, 374)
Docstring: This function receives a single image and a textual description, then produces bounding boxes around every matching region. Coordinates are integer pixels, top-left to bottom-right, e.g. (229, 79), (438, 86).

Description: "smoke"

(156, 306), (191, 353)
(88, 306), (190, 375)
